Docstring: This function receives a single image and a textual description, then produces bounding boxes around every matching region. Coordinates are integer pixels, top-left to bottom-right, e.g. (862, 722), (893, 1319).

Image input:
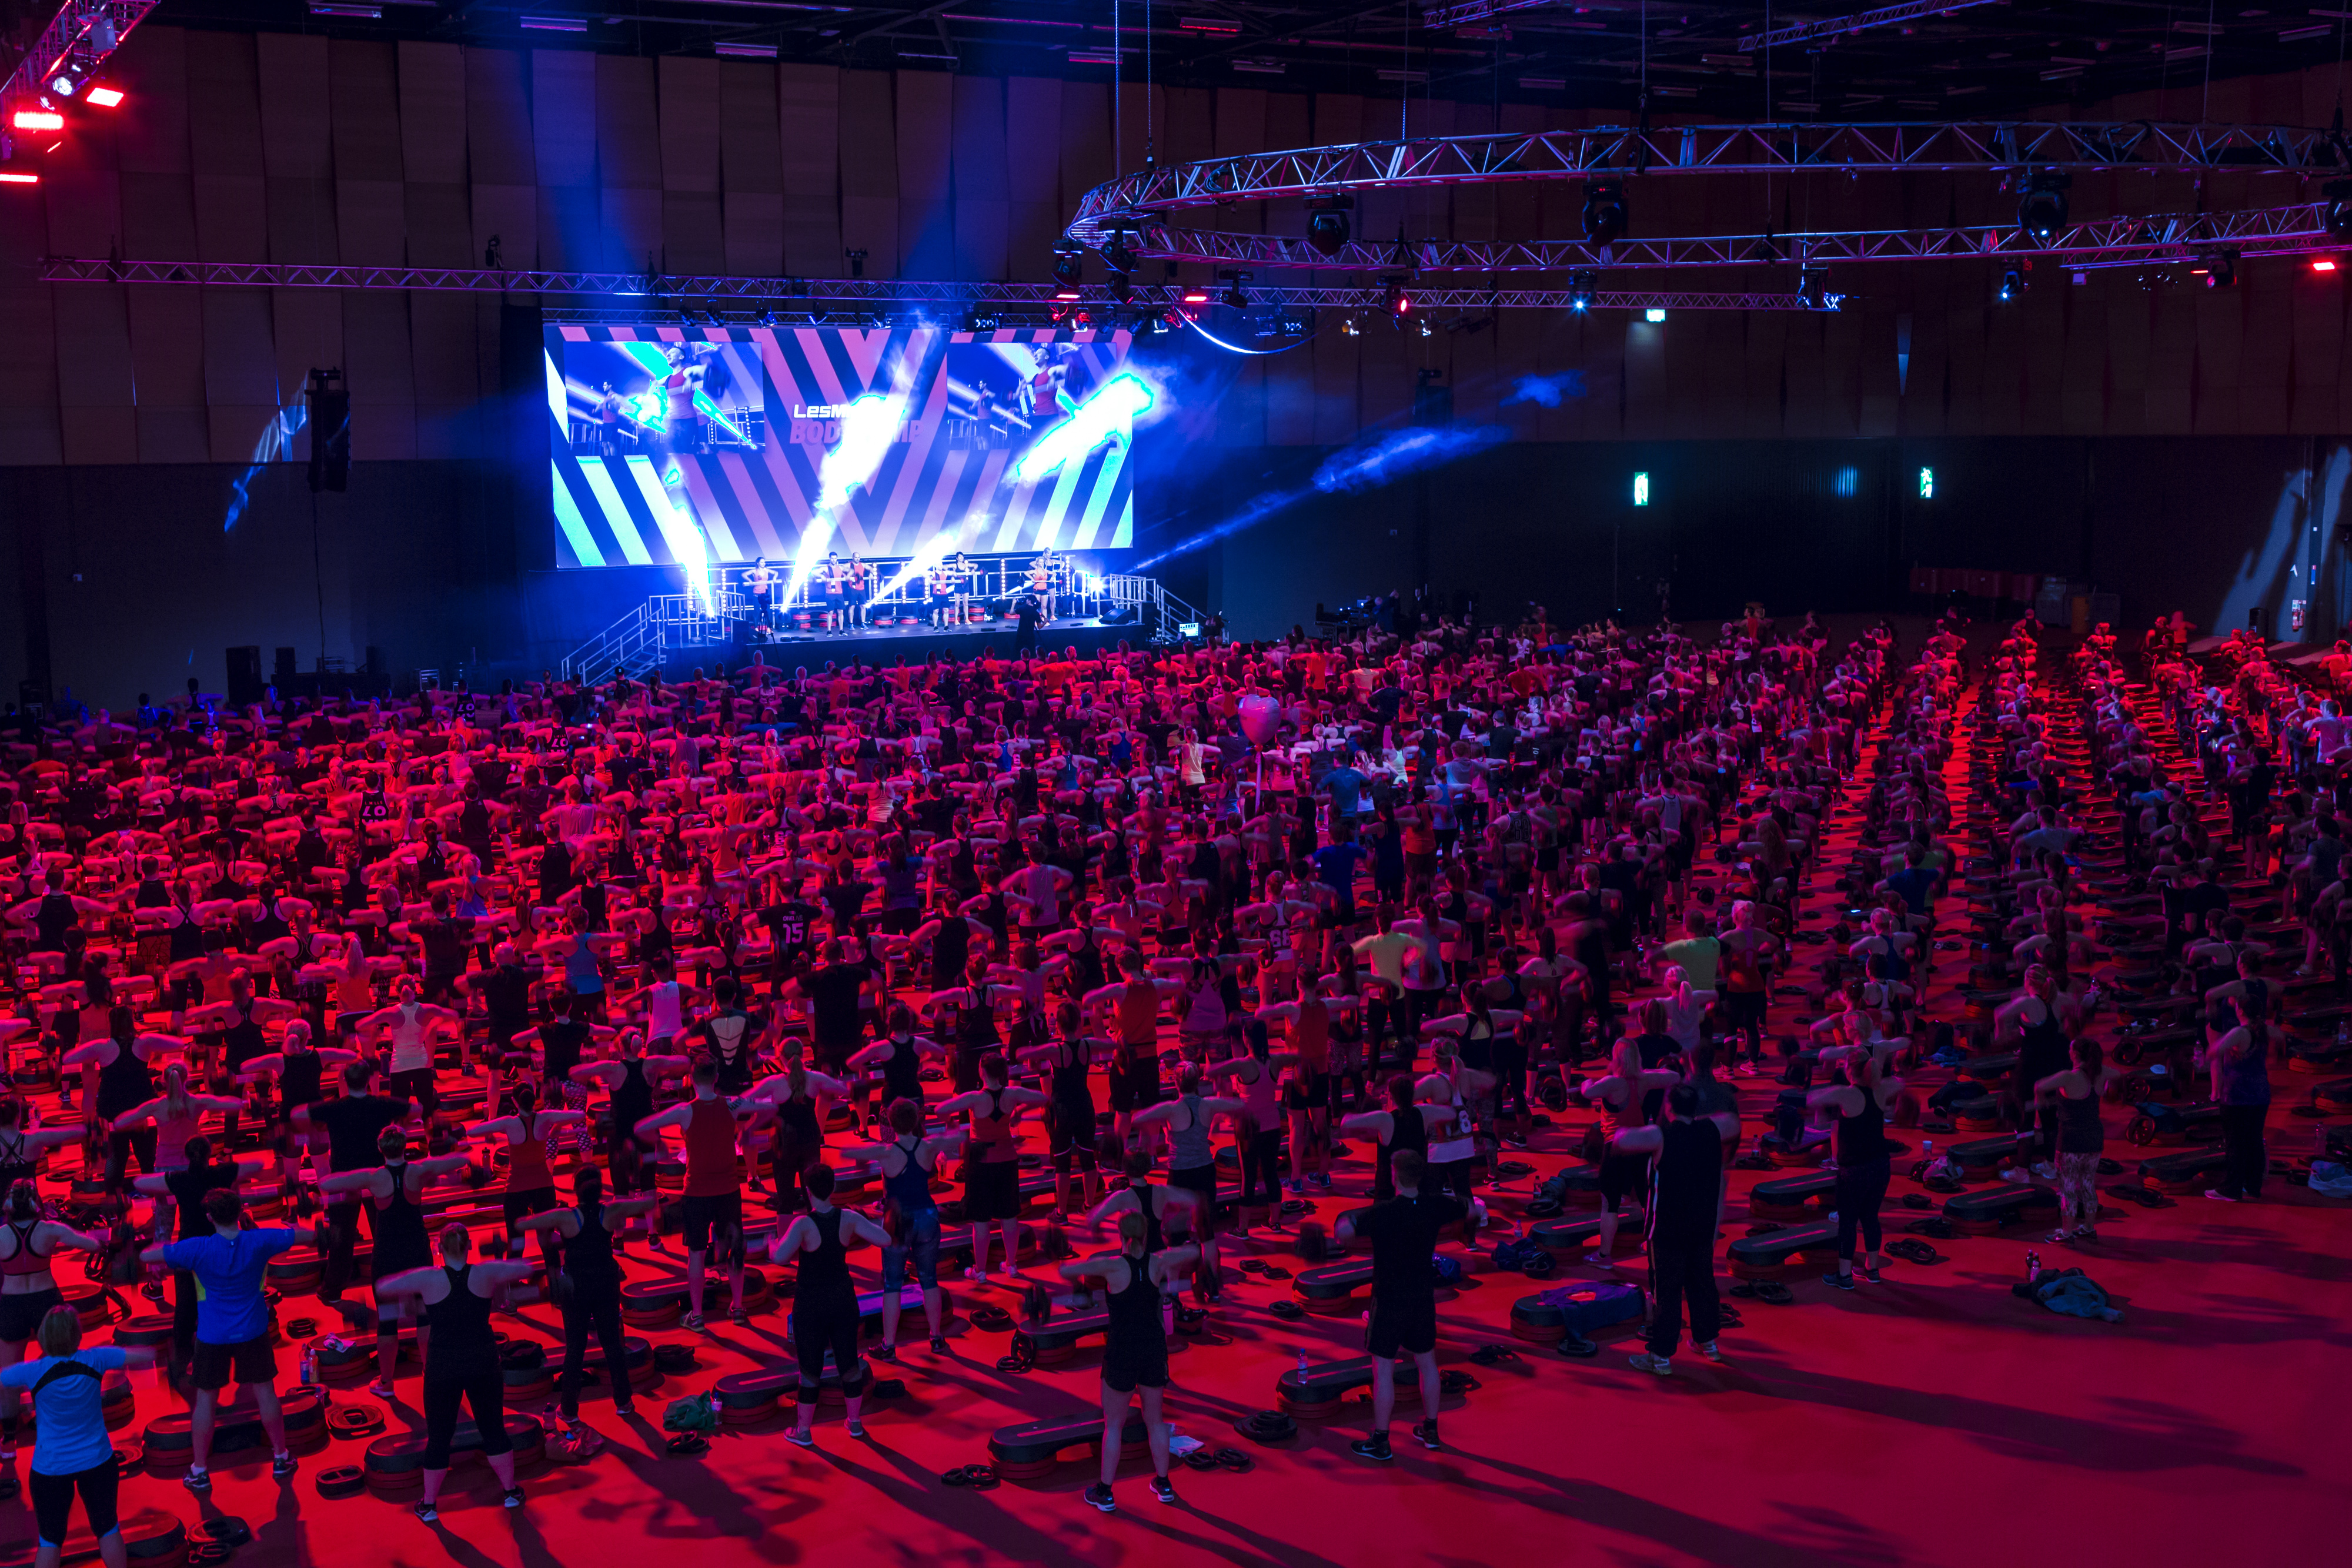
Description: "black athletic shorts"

(962, 1159), (1022, 1222)
(1598, 1150), (1649, 1209)
(191, 1333), (277, 1392)
(0, 1286), (62, 1343)
(1365, 1292), (1437, 1358)
(30, 1456), (118, 1548)
(503, 1186), (559, 1231)
(1049, 1105), (1097, 1174)
(1102, 1336), (1169, 1393)
(679, 1191), (743, 1252)
(1164, 1162), (1220, 1238)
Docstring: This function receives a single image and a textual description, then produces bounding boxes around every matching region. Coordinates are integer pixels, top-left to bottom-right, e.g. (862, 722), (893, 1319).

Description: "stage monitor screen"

(544, 323), (1138, 569)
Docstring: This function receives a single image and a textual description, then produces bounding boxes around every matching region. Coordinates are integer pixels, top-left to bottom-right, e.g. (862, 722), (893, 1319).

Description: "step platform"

(143, 1386), (330, 1475)
(1941, 1182), (2060, 1234)
(988, 1414), (1150, 1479)
(1274, 1355), (1470, 1420)
(2123, 1100), (2221, 1147)
(1509, 1281), (1645, 1345)
(1526, 1212), (1643, 1256)
(1748, 1172), (1835, 1221)
(1726, 1222), (1842, 1281)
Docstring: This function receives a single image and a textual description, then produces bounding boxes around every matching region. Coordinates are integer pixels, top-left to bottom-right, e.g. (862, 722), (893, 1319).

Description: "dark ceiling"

(13, 0), (2352, 123)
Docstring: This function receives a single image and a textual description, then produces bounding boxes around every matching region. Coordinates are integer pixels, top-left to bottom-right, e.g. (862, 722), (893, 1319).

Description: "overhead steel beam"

(1065, 121), (2346, 241)
(1737, 0), (2006, 53)
(1105, 200), (2343, 272)
(32, 256), (1830, 313)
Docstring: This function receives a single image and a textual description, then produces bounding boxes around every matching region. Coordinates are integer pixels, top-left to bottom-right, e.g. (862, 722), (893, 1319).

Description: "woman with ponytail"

(0, 1181), (103, 1459)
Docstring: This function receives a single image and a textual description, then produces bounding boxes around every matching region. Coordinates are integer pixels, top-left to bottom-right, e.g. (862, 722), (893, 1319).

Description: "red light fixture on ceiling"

(84, 85), (125, 108)
(2314, 258), (2339, 273)
(12, 110), (65, 132)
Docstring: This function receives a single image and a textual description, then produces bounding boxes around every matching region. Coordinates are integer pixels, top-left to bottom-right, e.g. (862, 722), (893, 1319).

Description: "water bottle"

(299, 1346), (316, 1388)
(1295, 1349), (1310, 1384)
(1921, 1139), (1934, 1162)
(2024, 1248), (2042, 1283)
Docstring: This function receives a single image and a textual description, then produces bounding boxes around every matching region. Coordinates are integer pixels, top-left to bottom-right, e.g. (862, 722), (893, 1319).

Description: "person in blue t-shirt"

(142, 1187), (303, 1493)
(1319, 755), (1369, 831)
(0, 1305), (157, 1568)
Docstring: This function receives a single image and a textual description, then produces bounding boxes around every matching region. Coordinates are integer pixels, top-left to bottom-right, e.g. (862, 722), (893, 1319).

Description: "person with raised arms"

(373, 1224), (542, 1520)
(518, 1165), (658, 1437)
(769, 1165), (893, 1446)
(835, 1099), (961, 1359)
(313, 1126), (472, 1402)
(634, 1059), (771, 1328)
(1063, 1208), (1198, 1513)
(934, 1054), (1050, 1283)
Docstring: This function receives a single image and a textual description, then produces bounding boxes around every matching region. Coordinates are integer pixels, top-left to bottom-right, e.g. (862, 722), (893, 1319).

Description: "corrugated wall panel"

(330, 41), (405, 265)
(1004, 77), (1063, 280)
(186, 31), (268, 265)
(659, 57), (724, 275)
(533, 50), (599, 270)
(597, 56), (664, 273)
(951, 75), (1008, 284)
(342, 292), (416, 459)
(257, 34), (335, 266)
(400, 42), (472, 268)
(719, 62), (784, 279)
(836, 69), (897, 278)
(896, 71), (956, 280)
(465, 48), (536, 270)
(779, 64), (842, 278)
(409, 294), (480, 459)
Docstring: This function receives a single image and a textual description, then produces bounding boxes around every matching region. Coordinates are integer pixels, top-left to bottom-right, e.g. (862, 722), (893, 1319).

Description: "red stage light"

(12, 111), (65, 131)
(0, 171), (39, 185)
(84, 85), (125, 108)
(2314, 258), (2339, 273)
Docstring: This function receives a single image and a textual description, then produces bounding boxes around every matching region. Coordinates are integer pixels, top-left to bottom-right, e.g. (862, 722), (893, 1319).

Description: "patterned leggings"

(2056, 1151), (2102, 1229)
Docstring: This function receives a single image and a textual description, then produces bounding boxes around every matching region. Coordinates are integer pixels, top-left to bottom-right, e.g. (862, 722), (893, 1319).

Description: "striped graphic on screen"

(546, 323), (1136, 569)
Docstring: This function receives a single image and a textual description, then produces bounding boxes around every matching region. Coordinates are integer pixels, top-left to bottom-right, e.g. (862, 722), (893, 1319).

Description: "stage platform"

(656, 616), (1148, 677)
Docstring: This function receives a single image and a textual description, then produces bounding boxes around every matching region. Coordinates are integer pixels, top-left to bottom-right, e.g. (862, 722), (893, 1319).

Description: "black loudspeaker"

(363, 646), (385, 677)
(273, 647), (296, 683)
(307, 378), (350, 494)
(1098, 604), (1138, 626)
(226, 646), (263, 707)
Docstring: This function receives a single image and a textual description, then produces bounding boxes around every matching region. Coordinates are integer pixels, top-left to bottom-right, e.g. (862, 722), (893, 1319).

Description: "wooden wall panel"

(2191, 288), (2246, 434)
(2144, 291), (2196, 433)
(2239, 272), (2293, 433)
(2290, 272), (2344, 434)
(1742, 313), (1786, 440)
(399, 42), (471, 269)
(1005, 77), (1063, 280)
(0, 188), (64, 464)
(1212, 90), (1267, 236)
(2016, 282), (2067, 434)
(532, 50), (598, 270)
(719, 63), (784, 278)
(256, 34), (335, 265)
(52, 285), (138, 464)
(779, 65), (841, 277)
(1357, 310), (1410, 433)
(331, 41), (405, 265)
(895, 71), (956, 279)
(1058, 81), (1112, 245)
(1312, 320), (1359, 445)
(1857, 306), (1900, 438)
(117, 25), (197, 263)
(2101, 286), (2148, 438)
(659, 58), (724, 275)
(1453, 313), (1498, 430)
(127, 286), (208, 461)
(951, 76), (1008, 283)
(342, 293), (416, 459)
(201, 289), (281, 461)
(186, 31), (268, 265)
(597, 57), (663, 273)
(270, 291), (343, 453)
(836, 70), (897, 278)
(409, 295), (480, 459)
(465, 47), (536, 268)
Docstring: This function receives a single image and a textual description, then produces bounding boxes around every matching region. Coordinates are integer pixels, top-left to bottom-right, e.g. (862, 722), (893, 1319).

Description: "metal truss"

(37, 257), (1830, 314)
(1112, 200), (2343, 273)
(1, 1), (159, 108)
(1066, 121), (2344, 241)
(1422, 0), (1576, 27)
(1738, 0), (2005, 52)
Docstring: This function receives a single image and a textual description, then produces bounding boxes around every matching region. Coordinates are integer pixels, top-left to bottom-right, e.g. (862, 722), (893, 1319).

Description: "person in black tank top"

(1808, 1050), (1899, 1289)
(771, 1166), (890, 1447)
(376, 1225), (540, 1520)
(846, 1005), (936, 1135)
(1347, 1074), (1429, 1200)
(854, 1099), (958, 1356)
(1017, 1005), (1102, 1221)
(1057, 1208), (1200, 1512)
(519, 1169), (657, 1433)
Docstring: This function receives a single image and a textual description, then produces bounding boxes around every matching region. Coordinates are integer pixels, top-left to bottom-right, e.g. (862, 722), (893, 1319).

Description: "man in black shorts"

(1337, 1149), (1482, 1460)
(293, 1062), (412, 1306)
(1611, 1081), (1739, 1376)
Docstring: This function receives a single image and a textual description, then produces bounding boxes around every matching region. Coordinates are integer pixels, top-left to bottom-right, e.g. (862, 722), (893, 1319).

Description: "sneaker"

(1582, 1252), (1615, 1268)
(1150, 1474), (1177, 1505)
(368, 1379), (396, 1399)
(2032, 1162), (2057, 1181)
(1695, 1340), (1725, 1363)
(140, 1282), (166, 1303)
(2074, 1228), (2099, 1243)
(845, 1420), (867, 1439)
(1310, 1173), (1333, 1189)
(1349, 1435), (1394, 1463)
(1411, 1419), (1441, 1450)
(1285, 1179), (1305, 1196)
(1626, 1352), (1672, 1376)
(729, 1306), (749, 1325)
(2046, 1228), (2071, 1243)
(1736, 1062), (1759, 1078)
(614, 1400), (635, 1419)
(682, 1311), (706, 1330)
(1084, 1482), (1117, 1512)
(272, 1451), (298, 1480)
(1822, 1271), (1856, 1291)
(502, 1486), (524, 1509)
(965, 1267), (988, 1283)
(1998, 1167), (2027, 1183)
(413, 1499), (439, 1523)
(785, 1428), (815, 1447)
(182, 1469), (213, 1495)
(1860, 1265), (1881, 1284)
(871, 1341), (899, 1362)
(928, 1336), (950, 1354)
(2204, 1189), (2239, 1203)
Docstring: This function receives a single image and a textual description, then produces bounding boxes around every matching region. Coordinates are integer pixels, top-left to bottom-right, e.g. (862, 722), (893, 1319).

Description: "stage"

(658, 614), (1152, 677)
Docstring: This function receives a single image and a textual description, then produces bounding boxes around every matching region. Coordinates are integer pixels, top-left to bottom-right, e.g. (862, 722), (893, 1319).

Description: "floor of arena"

(5, 621), (2341, 1568)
